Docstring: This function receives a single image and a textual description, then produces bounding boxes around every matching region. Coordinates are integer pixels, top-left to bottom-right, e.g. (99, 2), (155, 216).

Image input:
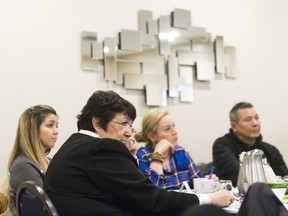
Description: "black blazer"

(44, 133), (199, 216)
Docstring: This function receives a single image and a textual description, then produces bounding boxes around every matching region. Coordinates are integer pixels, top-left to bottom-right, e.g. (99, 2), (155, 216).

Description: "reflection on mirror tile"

(92, 42), (103, 60)
(214, 36), (225, 74)
(119, 29), (142, 52)
(168, 55), (180, 97)
(138, 10), (157, 47)
(138, 10), (152, 32)
(124, 74), (167, 90)
(145, 85), (167, 106)
(192, 34), (213, 52)
(142, 61), (165, 75)
(104, 37), (116, 81)
(179, 66), (193, 102)
(178, 51), (195, 65)
(81, 31), (98, 71)
(116, 62), (141, 84)
(147, 20), (158, 36)
(172, 8), (191, 29)
(178, 50), (214, 66)
(158, 15), (170, 55)
(196, 61), (215, 81)
(225, 46), (237, 79)
(180, 85), (194, 102)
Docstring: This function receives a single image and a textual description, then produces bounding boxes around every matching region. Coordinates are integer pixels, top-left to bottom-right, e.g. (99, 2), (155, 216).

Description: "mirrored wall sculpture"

(81, 8), (237, 106)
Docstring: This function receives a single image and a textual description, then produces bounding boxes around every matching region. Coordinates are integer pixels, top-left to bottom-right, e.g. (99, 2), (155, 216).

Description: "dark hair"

(77, 90), (136, 131)
(229, 102), (253, 123)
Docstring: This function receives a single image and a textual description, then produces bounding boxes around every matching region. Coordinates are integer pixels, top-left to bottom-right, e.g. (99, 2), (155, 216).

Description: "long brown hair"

(8, 105), (58, 172)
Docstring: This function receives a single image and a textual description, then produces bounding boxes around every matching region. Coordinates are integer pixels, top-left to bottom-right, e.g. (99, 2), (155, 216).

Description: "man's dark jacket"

(213, 129), (288, 186)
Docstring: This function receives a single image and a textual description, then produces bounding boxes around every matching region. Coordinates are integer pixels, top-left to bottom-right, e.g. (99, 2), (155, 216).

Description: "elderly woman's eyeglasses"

(111, 120), (136, 134)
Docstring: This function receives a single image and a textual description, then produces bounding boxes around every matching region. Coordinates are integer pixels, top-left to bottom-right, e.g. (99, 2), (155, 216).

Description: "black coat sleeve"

(212, 137), (240, 186)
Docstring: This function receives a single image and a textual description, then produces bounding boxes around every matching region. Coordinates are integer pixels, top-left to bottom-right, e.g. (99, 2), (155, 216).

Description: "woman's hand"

(204, 174), (219, 181)
(209, 189), (235, 207)
(125, 138), (138, 158)
(154, 139), (175, 155)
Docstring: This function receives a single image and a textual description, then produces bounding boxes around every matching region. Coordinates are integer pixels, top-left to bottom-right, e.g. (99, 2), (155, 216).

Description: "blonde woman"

(135, 108), (218, 190)
(7, 105), (59, 211)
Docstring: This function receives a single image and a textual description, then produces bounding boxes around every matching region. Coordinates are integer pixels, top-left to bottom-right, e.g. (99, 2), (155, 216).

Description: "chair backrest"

(16, 181), (59, 216)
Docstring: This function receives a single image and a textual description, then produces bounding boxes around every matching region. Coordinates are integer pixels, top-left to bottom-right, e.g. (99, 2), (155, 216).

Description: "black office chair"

(16, 181), (59, 216)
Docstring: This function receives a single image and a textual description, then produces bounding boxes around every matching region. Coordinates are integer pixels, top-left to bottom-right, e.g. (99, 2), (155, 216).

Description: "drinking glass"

(219, 180), (233, 191)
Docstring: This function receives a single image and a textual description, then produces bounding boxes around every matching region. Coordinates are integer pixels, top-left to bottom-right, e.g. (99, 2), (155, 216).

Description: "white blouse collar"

(79, 129), (101, 138)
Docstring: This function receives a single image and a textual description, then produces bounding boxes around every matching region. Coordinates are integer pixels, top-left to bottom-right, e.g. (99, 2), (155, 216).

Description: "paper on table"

(179, 181), (192, 193)
(222, 200), (241, 214)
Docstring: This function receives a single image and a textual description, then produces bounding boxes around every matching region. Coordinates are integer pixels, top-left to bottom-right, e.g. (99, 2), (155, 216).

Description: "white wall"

(1, 0), (288, 180)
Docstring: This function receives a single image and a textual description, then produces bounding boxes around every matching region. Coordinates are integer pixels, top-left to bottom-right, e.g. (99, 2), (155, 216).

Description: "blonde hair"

(8, 105), (58, 173)
(134, 108), (169, 144)
(0, 191), (8, 214)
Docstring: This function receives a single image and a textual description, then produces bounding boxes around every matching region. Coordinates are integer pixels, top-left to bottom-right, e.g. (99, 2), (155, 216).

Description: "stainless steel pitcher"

(237, 149), (267, 195)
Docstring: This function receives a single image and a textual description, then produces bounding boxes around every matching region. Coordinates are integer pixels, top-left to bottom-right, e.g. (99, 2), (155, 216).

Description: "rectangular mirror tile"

(225, 46), (237, 79)
(124, 74), (167, 90)
(119, 29), (142, 52)
(117, 47), (159, 62)
(147, 19), (158, 36)
(138, 10), (152, 34)
(178, 50), (214, 66)
(158, 15), (170, 55)
(146, 20), (158, 47)
(138, 10), (158, 47)
(104, 37), (116, 81)
(171, 8), (191, 29)
(179, 85), (194, 102)
(92, 41), (103, 60)
(116, 61), (141, 84)
(179, 66), (193, 102)
(175, 26), (206, 41)
(196, 61), (215, 81)
(145, 85), (167, 106)
(168, 55), (180, 97)
(214, 36), (225, 74)
(81, 31), (98, 71)
(142, 61), (165, 75)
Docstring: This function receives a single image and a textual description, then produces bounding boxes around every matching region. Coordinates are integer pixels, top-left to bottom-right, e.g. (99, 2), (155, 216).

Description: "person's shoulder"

(10, 155), (39, 172)
(136, 145), (152, 158)
(92, 138), (127, 154)
(64, 133), (100, 148)
(12, 154), (33, 166)
(175, 145), (185, 151)
(213, 132), (233, 145)
(261, 141), (280, 151)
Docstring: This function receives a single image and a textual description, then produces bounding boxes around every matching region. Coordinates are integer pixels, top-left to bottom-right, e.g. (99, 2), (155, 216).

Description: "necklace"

(163, 158), (171, 171)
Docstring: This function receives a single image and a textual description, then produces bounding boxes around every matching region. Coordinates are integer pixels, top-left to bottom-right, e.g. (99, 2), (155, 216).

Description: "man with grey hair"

(212, 102), (288, 186)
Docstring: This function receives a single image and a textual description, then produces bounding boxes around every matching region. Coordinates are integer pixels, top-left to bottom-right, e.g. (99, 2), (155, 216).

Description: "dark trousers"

(181, 204), (230, 216)
(182, 182), (288, 216)
(238, 182), (288, 216)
